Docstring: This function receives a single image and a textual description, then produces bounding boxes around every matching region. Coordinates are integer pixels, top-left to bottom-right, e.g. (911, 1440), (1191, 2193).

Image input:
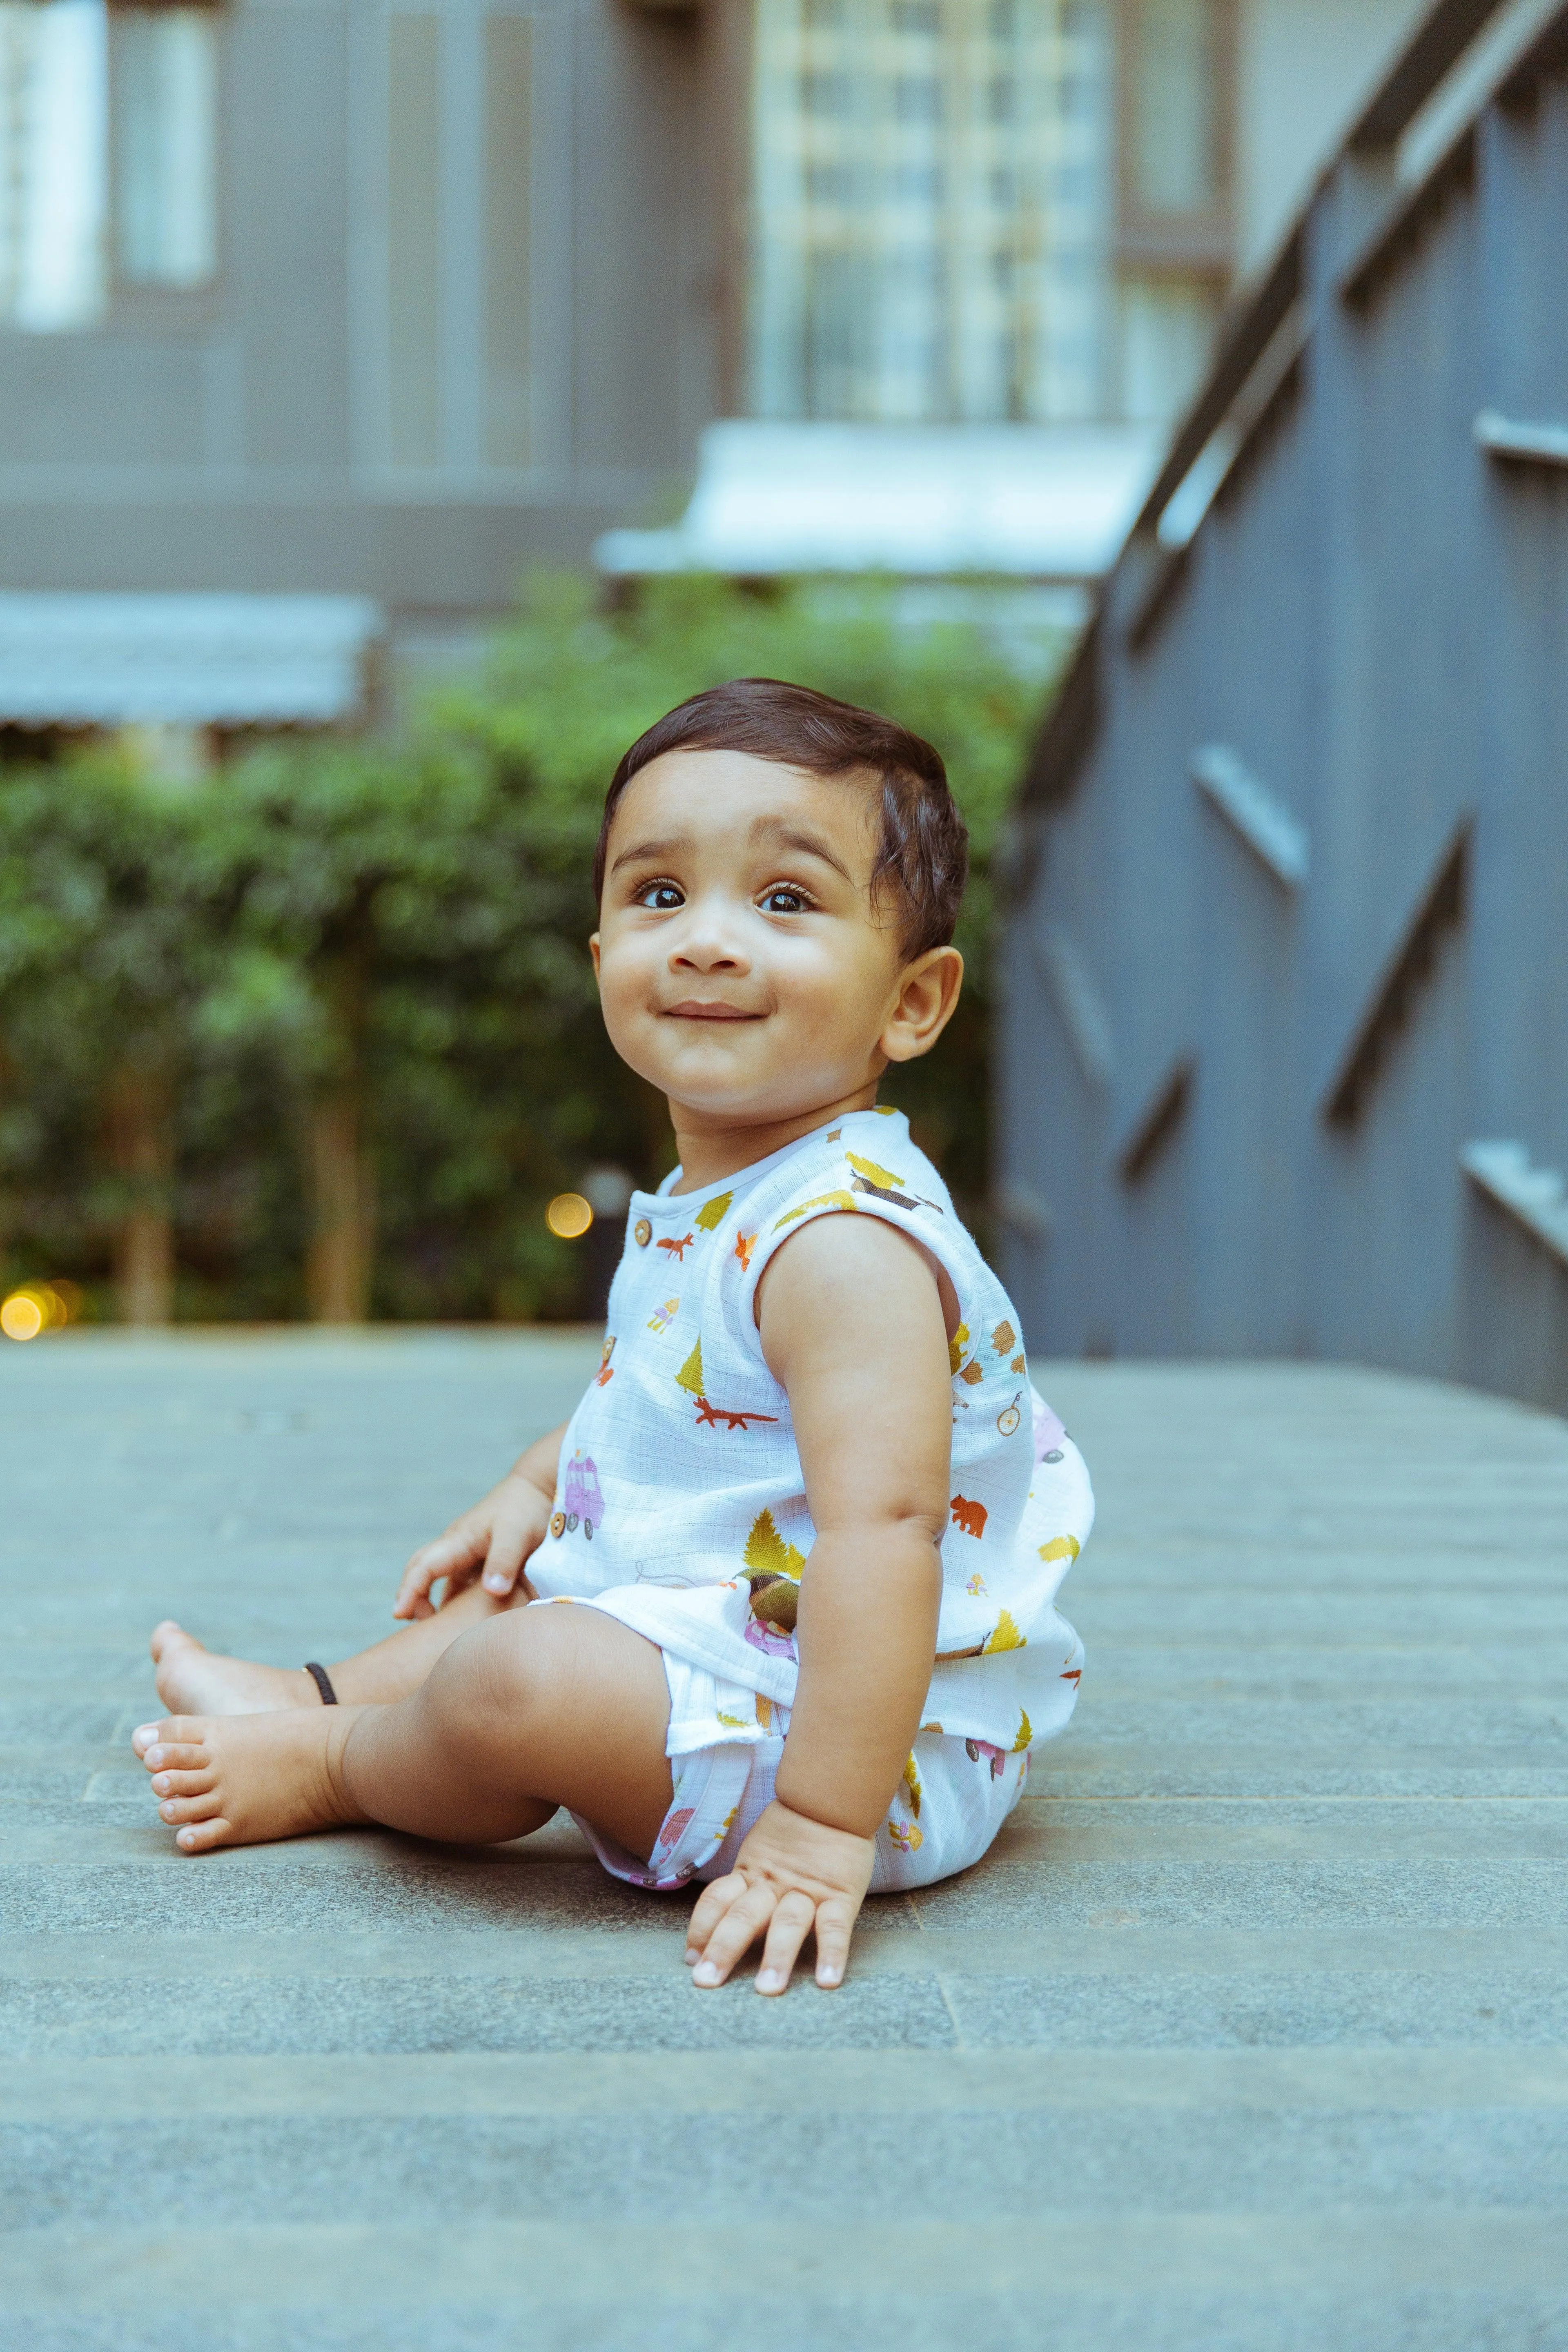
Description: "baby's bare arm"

(764, 1213), (949, 1830)
(686, 1212), (949, 1994)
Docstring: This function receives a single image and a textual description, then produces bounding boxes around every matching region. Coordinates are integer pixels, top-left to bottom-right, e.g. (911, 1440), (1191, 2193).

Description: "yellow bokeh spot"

(546, 1193), (594, 1240)
(2, 1290), (47, 1341)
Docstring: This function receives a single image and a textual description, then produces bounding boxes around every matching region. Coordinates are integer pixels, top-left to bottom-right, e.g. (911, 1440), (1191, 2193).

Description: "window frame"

(106, 0), (224, 316)
(0, 0), (223, 339)
(1113, 0), (1235, 281)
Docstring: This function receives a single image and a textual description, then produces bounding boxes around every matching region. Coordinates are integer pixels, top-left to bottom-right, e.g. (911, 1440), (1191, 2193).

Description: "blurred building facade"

(0, 0), (1429, 696)
(1000, 0), (1568, 1411)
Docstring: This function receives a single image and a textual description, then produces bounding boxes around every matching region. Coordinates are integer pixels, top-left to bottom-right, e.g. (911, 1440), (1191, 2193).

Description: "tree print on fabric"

(844, 1149), (944, 1215)
(742, 1506), (805, 1631)
(773, 1189), (859, 1230)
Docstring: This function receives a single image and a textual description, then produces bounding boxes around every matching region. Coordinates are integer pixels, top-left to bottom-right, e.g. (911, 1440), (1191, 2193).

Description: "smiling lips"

(663, 1000), (764, 1021)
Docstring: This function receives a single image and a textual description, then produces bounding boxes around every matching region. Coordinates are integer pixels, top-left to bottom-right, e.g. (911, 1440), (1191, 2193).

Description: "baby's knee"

(423, 1605), (566, 1748)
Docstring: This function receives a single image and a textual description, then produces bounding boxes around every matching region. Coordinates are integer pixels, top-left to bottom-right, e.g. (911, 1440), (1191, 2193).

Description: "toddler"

(134, 678), (1092, 1995)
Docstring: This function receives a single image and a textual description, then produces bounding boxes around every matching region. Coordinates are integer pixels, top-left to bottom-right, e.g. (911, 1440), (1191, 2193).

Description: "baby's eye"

(758, 885), (813, 915)
(636, 882), (684, 911)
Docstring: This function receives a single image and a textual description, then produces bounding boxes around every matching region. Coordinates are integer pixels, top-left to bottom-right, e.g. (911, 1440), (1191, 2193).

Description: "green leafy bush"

(0, 575), (1055, 1321)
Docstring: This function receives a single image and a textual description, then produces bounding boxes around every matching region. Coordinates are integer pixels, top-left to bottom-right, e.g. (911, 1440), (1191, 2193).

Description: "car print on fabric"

(562, 1450), (604, 1538)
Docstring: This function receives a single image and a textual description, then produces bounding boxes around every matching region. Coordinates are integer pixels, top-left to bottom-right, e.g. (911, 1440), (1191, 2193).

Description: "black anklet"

(303, 1662), (339, 1706)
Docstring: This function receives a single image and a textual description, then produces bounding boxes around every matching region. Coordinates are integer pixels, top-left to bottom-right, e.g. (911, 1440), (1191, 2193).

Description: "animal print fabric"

(568, 1647), (1031, 1895)
(530, 1107), (1092, 1768)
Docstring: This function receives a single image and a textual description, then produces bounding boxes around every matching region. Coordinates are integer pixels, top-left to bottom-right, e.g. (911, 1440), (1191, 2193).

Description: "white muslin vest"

(530, 1108), (1092, 1809)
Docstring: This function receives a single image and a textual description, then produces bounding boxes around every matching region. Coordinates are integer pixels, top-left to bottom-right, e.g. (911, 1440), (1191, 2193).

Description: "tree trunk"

(305, 1083), (375, 1323)
(107, 1062), (174, 1325)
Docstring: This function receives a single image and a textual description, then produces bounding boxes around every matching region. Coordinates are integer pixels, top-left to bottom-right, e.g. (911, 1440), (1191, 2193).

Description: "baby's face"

(592, 748), (927, 1127)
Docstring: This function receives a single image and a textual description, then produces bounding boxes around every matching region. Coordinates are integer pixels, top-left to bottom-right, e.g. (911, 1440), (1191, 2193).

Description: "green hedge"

(0, 575), (1054, 1322)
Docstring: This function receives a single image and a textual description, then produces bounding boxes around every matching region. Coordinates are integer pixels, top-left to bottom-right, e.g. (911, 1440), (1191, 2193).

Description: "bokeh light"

(0, 1281), (80, 1341)
(546, 1192), (594, 1240)
(1, 1290), (47, 1341)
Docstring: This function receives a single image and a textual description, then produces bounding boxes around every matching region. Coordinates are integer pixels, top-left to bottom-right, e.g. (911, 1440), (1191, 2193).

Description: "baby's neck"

(667, 1082), (881, 1196)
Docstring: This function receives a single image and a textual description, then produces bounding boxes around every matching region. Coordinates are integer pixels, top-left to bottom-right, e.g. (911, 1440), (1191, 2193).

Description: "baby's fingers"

(810, 1893), (860, 1990)
(393, 1531), (475, 1619)
(392, 1567), (436, 1620)
(685, 1871), (746, 1963)
(478, 1516), (533, 1597)
(754, 1889), (818, 1996)
(690, 1881), (776, 1989)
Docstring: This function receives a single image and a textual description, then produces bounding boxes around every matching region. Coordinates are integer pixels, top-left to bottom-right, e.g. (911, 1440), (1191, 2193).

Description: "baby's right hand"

(392, 1470), (554, 1619)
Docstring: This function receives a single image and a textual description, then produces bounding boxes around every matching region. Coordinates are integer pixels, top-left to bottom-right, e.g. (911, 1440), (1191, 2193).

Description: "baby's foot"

(150, 1621), (320, 1718)
(132, 1708), (368, 1853)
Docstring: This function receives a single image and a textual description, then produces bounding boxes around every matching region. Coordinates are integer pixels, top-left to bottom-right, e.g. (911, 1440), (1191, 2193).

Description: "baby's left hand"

(685, 1798), (875, 1996)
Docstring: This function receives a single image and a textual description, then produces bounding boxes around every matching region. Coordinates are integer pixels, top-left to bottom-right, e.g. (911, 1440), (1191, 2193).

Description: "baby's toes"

(158, 1787), (222, 1826)
(133, 1714), (204, 1758)
(138, 1739), (211, 1778)
(150, 1766), (213, 1800)
(173, 1815), (233, 1854)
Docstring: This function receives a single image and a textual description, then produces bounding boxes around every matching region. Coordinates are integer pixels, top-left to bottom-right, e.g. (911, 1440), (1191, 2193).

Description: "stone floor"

(3, 1332), (1567, 2349)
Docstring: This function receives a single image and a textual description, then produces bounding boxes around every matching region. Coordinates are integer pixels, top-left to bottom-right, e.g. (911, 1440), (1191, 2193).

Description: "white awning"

(595, 420), (1165, 582)
(0, 592), (385, 725)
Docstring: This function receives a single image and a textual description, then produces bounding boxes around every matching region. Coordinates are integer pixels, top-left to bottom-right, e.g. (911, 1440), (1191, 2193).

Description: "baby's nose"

(670, 924), (748, 972)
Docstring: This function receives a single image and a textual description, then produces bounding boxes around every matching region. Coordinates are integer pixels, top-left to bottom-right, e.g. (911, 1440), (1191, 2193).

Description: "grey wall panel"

(484, 13), (533, 469)
(229, 1), (353, 468)
(1003, 9), (1568, 1412)
(385, 13), (443, 470)
(569, 2), (708, 474)
(0, 495), (615, 597)
(0, 338), (208, 466)
(0, 0), (713, 614)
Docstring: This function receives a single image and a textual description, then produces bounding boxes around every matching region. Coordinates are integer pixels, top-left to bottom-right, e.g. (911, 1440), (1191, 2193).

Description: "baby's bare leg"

(135, 1604), (674, 1860)
(150, 1579), (526, 1719)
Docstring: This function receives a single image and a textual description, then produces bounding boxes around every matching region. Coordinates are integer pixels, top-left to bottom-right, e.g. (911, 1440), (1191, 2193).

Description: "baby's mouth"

(662, 1000), (765, 1021)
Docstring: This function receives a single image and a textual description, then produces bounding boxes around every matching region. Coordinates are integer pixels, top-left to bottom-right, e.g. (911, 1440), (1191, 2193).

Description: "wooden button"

(634, 1217), (652, 1247)
(550, 1510), (566, 1538)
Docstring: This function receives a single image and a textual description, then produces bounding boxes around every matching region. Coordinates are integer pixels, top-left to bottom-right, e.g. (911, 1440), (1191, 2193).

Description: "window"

(113, 6), (218, 288)
(0, 0), (107, 330)
(750, 0), (1116, 424)
(1122, 0), (1227, 218)
(0, 0), (217, 332)
(1115, 0), (1233, 421)
(749, 0), (1235, 427)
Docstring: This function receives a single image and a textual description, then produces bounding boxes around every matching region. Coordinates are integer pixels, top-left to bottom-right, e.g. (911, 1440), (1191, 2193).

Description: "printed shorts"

(570, 1646), (1029, 1894)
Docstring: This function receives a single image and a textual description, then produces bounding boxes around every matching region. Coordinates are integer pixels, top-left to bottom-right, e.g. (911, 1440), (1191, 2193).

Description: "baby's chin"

(625, 1035), (778, 1102)
(667, 1080), (826, 1126)
(615, 1019), (875, 1126)
(662, 1063), (856, 1128)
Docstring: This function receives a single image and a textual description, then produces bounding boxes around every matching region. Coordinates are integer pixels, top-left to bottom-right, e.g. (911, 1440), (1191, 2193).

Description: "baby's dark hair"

(593, 677), (969, 959)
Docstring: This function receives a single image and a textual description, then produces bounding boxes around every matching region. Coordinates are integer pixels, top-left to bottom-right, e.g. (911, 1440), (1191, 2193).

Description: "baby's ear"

(589, 933), (601, 978)
(882, 946), (963, 1063)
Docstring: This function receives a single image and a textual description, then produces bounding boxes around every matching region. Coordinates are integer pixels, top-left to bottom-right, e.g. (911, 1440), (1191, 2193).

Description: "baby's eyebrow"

(755, 821), (855, 884)
(608, 834), (688, 877)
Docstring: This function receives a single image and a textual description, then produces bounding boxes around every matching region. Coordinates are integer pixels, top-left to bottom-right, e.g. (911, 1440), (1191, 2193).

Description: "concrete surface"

(2, 1334), (1566, 2348)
